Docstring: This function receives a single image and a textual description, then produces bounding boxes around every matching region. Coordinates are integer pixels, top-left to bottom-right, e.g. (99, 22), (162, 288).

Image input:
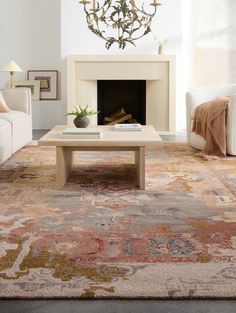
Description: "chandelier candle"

(79, 0), (161, 49)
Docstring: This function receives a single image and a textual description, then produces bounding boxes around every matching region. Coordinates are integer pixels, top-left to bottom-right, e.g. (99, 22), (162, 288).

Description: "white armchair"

(186, 84), (236, 155)
(0, 88), (32, 164)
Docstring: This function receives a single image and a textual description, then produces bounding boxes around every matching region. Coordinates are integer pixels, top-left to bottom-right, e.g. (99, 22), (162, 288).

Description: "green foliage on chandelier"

(80, 0), (161, 50)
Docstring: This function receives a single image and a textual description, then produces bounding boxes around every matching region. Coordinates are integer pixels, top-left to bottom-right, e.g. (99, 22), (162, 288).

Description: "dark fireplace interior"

(97, 80), (146, 125)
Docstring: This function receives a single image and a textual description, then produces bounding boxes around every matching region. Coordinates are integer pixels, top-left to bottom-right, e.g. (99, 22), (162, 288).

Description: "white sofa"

(0, 88), (32, 164)
(186, 84), (236, 155)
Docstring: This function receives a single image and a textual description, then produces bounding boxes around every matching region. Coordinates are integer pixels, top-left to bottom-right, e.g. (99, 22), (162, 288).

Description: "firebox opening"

(97, 80), (146, 125)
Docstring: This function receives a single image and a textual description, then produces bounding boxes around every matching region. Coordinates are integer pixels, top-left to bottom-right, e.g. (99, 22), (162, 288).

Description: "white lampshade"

(2, 60), (23, 72)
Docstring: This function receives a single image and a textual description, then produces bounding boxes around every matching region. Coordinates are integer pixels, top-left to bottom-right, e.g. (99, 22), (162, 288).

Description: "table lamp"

(2, 61), (23, 88)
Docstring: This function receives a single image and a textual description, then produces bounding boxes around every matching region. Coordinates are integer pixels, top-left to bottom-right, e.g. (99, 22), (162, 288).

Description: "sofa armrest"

(227, 94), (236, 155)
(186, 84), (236, 143)
(1, 88), (31, 115)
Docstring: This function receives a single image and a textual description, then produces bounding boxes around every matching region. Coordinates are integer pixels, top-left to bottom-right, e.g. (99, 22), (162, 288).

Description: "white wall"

(181, 0), (236, 89)
(192, 0), (236, 86)
(0, 0), (66, 129)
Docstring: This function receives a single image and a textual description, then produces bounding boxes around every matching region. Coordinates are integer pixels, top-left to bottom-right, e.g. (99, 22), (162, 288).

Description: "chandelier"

(79, 0), (161, 49)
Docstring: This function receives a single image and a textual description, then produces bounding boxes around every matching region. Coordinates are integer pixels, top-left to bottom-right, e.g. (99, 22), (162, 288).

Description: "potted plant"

(66, 105), (99, 128)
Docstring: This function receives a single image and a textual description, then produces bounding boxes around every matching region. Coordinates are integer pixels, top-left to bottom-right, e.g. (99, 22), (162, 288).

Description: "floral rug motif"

(0, 142), (236, 298)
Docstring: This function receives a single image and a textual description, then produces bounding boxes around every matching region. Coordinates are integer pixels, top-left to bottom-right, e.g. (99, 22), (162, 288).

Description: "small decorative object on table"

(114, 123), (142, 131)
(66, 105), (99, 128)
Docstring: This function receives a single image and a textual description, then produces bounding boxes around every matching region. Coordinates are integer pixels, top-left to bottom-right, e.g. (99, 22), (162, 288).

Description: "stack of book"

(62, 128), (103, 139)
(114, 123), (142, 131)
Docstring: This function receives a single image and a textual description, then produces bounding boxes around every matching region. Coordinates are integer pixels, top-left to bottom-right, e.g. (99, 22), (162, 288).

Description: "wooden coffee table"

(39, 125), (161, 189)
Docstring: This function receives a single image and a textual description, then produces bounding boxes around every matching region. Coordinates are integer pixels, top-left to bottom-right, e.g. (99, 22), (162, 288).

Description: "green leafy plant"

(66, 105), (99, 118)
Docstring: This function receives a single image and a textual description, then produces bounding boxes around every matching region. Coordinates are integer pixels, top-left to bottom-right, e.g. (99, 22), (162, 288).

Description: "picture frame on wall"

(12, 80), (40, 101)
(27, 70), (58, 100)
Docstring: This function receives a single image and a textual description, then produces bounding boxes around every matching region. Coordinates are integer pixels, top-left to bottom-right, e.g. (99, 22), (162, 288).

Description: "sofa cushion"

(0, 90), (10, 112)
(0, 110), (27, 123)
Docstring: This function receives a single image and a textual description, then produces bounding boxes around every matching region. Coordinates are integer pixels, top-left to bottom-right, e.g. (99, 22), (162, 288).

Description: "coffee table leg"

(56, 147), (72, 189)
(135, 147), (145, 190)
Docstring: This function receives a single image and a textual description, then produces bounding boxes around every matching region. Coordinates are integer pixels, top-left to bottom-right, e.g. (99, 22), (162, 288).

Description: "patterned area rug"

(0, 142), (236, 299)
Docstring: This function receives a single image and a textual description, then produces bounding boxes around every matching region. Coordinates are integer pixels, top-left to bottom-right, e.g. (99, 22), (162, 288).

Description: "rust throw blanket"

(192, 96), (230, 157)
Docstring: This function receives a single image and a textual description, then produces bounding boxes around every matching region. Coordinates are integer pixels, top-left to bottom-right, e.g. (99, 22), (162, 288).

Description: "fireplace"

(67, 55), (176, 131)
(97, 80), (146, 125)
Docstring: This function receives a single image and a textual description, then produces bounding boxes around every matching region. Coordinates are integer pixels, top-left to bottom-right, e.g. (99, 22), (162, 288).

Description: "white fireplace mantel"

(67, 55), (176, 131)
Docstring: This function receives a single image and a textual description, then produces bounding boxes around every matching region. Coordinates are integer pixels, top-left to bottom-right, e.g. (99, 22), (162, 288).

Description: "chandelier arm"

(118, 11), (122, 39)
(85, 10), (107, 41)
(109, 1), (137, 39)
(84, 3), (112, 39)
(124, 13), (151, 38)
(120, 12), (154, 41)
(131, 2), (157, 17)
(83, 1), (110, 24)
(128, 11), (140, 35)
(121, 21), (152, 42)
(99, 1), (112, 22)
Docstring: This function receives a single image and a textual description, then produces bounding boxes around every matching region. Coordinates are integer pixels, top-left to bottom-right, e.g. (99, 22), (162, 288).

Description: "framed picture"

(27, 70), (58, 100)
(12, 80), (40, 101)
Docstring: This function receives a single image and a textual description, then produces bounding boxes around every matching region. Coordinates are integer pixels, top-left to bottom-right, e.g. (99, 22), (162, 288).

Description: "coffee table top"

(39, 125), (162, 147)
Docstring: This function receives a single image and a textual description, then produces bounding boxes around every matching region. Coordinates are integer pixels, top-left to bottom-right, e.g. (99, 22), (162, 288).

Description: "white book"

(62, 134), (103, 139)
(63, 128), (101, 135)
(62, 128), (103, 139)
(114, 123), (142, 131)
